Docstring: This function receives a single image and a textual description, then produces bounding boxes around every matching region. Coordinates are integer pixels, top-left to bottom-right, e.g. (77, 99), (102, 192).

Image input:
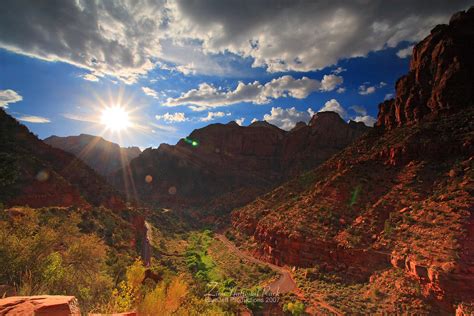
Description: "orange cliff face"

(232, 7), (474, 313)
(112, 114), (370, 213)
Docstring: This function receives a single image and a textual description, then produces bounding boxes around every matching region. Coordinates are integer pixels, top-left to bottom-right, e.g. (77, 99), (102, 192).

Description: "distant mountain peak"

(44, 134), (141, 176)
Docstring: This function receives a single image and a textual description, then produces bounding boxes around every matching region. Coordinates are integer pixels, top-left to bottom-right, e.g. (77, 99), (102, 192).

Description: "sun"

(100, 106), (130, 131)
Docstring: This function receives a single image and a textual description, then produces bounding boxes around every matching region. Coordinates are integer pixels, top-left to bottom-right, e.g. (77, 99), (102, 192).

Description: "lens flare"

(184, 137), (199, 147)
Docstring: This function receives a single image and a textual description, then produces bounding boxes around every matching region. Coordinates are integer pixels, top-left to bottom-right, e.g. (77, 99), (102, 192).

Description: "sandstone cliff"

(377, 7), (474, 129)
(113, 112), (369, 213)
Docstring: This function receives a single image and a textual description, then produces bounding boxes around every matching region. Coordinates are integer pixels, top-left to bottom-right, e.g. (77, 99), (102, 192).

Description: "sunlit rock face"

(376, 7), (474, 129)
(112, 113), (369, 213)
(44, 134), (141, 177)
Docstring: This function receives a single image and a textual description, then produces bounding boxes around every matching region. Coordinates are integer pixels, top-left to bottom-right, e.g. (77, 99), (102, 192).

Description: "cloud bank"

(164, 74), (342, 110)
(0, 0), (469, 81)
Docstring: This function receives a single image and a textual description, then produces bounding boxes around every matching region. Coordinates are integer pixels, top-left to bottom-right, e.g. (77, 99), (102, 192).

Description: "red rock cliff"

(377, 7), (474, 129)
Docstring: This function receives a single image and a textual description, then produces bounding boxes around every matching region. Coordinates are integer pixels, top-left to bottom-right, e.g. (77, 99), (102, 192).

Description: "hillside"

(231, 7), (474, 314)
(44, 134), (141, 177)
(113, 113), (369, 214)
(0, 109), (125, 209)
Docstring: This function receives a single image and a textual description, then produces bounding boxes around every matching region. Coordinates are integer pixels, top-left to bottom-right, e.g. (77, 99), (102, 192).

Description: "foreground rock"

(0, 296), (80, 315)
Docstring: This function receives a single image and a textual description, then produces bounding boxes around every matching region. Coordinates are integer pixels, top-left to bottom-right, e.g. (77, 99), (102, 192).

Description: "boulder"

(0, 296), (80, 315)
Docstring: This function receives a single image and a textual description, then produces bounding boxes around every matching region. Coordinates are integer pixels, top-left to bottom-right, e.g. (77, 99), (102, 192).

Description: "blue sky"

(0, 1), (470, 149)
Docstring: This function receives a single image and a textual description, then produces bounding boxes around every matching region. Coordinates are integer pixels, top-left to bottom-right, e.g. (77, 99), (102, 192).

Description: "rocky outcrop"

(376, 7), (474, 129)
(0, 296), (80, 315)
(113, 112), (369, 212)
(44, 134), (141, 177)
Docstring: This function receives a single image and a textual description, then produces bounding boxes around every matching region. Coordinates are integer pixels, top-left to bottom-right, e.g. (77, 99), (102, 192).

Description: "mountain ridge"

(112, 112), (370, 214)
(44, 133), (141, 177)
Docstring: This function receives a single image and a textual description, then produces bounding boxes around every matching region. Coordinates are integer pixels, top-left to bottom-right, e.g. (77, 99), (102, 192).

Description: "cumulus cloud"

(0, 89), (23, 107)
(200, 111), (230, 122)
(169, 1), (469, 73)
(358, 85), (376, 95)
(263, 107), (314, 130)
(165, 74), (341, 110)
(155, 112), (187, 123)
(336, 87), (346, 94)
(320, 75), (344, 91)
(16, 115), (50, 123)
(235, 117), (245, 126)
(353, 115), (377, 127)
(348, 104), (377, 126)
(319, 99), (346, 118)
(142, 87), (160, 98)
(397, 45), (414, 58)
(0, 0), (468, 79)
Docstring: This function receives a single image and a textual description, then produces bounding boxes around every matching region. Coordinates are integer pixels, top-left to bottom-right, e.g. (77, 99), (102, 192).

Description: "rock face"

(233, 7), (474, 313)
(44, 134), (141, 177)
(0, 109), (125, 210)
(377, 7), (474, 129)
(0, 296), (80, 315)
(113, 113), (369, 212)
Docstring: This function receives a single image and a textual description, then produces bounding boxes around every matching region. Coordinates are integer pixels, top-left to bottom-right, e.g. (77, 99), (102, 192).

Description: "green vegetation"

(283, 300), (306, 315)
(0, 206), (133, 311)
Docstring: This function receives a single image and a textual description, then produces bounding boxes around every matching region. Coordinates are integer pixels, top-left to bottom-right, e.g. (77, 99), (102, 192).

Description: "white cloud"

(251, 118), (258, 123)
(0, 89), (23, 107)
(384, 93), (394, 100)
(336, 87), (346, 94)
(332, 67), (347, 74)
(235, 117), (245, 126)
(350, 105), (367, 115)
(358, 85), (376, 95)
(165, 81), (264, 110)
(62, 113), (96, 123)
(82, 73), (100, 82)
(353, 115), (377, 127)
(200, 111), (229, 122)
(155, 112), (187, 123)
(142, 87), (159, 98)
(396, 45), (414, 58)
(320, 75), (344, 92)
(1, 1), (466, 79)
(165, 74), (341, 110)
(16, 115), (50, 123)
(319, 99), (346, 118)
(263, 107), (314, 130)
